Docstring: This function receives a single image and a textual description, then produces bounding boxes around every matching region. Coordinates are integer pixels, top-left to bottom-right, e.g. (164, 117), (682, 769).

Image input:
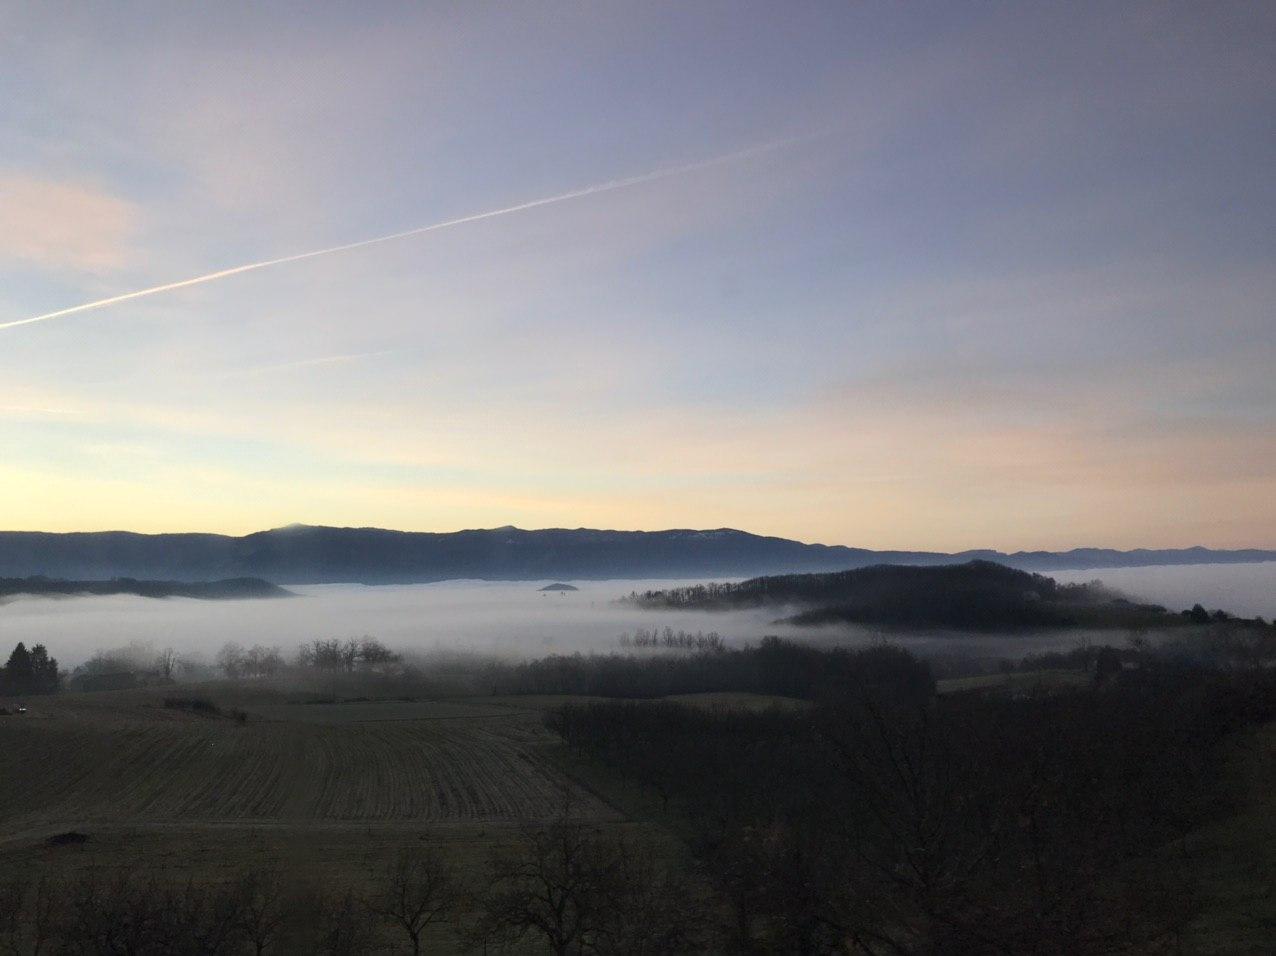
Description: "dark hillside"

(630, 560), (1200, 630)
(0, 576), (291, 600)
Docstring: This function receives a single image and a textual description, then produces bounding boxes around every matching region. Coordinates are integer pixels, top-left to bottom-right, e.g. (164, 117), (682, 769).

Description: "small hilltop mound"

(539, 582), (579, 592)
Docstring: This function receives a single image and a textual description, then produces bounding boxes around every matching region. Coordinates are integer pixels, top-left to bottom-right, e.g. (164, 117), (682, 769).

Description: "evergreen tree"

(3, 643), (34, 694)
(28, 644), (60, 694)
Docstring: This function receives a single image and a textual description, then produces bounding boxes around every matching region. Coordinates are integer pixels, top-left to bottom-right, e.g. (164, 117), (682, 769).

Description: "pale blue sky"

(1, 2), (1273, 548)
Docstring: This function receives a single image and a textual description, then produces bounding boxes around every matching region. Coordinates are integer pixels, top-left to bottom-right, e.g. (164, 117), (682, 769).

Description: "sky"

(1, 1), (1273, 551)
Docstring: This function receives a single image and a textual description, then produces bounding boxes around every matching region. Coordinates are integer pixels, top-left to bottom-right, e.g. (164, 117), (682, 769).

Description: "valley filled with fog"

(2, 563), (1272, 669)
(1052, 561), (1276, 619)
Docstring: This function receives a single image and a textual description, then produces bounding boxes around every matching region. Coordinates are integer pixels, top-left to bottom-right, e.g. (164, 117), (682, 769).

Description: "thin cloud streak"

(223, 350), (397, 378)
(0, 136), (808, 334)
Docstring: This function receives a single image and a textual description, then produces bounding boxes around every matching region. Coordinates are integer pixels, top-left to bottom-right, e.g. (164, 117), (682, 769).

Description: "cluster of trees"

(1176, 601), (1276, 628)
(0, 817), (706, 954)
(66, 642), (181, 692)
(1, 642), (60, 695)
(616, 627), (724, 652)
(211, 638), (400, 680)
(488, 639), (934, 702)
(294, 637), (399, 673)
(547, 655), (1276, 953)
(215, 643), (284, 680)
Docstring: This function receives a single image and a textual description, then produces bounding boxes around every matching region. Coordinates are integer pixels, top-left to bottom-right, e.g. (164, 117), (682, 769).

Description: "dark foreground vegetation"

(10, 639), (1268, 952)
(547, 651), (1276, 953)
(7, 617), (1276, 952)
(489, 639), (932, 701)
(0, 817), (709, 955)
(0, 576), (291, 601)
(630, 560), (1276, 631)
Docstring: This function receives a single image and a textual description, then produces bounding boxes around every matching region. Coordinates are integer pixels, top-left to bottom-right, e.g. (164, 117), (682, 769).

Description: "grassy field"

(936, 668), (1090, 695)
(0, 692), (610, 829)
(0, 684), (624, 889)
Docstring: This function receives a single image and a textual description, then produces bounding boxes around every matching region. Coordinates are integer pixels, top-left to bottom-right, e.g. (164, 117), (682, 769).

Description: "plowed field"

(0, 691), (612, 835)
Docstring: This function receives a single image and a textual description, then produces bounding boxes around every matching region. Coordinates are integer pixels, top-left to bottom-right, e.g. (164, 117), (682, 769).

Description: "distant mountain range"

(0, 525), (1271, 585)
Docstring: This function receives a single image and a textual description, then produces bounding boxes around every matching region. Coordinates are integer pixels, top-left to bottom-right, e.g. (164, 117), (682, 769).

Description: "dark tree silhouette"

(3, 643), (33, 692)
(366, 847), (460, 955)
(2, 642), (58, 695)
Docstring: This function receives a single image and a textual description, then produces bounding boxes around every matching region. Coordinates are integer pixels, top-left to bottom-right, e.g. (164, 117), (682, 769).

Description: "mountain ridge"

(0, 524), (1271, 584)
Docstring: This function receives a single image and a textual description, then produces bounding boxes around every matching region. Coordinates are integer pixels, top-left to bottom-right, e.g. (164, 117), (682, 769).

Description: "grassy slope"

(1180, 720), (1276, 953)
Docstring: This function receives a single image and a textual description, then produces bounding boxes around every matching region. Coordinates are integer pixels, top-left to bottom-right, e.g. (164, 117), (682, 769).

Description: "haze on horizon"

(2, 2), (1274, 552)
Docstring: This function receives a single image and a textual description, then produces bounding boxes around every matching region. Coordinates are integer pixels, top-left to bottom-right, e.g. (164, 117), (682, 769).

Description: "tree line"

(3, 636), (409, 695)
(487, 639), (934, 701)
(617, 627), (725, 652)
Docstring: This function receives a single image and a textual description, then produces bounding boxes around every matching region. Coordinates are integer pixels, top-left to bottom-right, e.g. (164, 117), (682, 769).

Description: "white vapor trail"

(223, 349), (397, 378)
(1, 137), (802, 333)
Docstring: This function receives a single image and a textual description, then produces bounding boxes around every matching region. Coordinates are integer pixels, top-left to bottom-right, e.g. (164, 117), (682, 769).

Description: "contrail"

(222, 349), (397, 378)
(1, 137), (802, 333)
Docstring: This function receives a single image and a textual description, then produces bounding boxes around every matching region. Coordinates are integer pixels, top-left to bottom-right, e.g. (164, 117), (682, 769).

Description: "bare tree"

(307, 888), (375, 956)
(469, 807), (703, 955)
(366, 847), (460, 955)
(471, 815), (608, 955)
(588, 837), (706, 955)
(297, 639), (351, 672)
(241, 645), (283, 679)
(0, 878), (23, 955)
(163, 879), (245, 955)
(358, 638), (400, 670)
(63, 873), (159, 955)
(155, 646), (177, 680)
(0, 875), (61, 956)
(233, 870), (285, 956)
(217, 642), (246, 679)
(26, 876), (60, 956)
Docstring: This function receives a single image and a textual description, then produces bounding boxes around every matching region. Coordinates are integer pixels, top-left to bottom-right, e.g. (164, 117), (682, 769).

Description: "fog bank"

(1053, 562), (1276, 619)
(2, 563), (1271, 670)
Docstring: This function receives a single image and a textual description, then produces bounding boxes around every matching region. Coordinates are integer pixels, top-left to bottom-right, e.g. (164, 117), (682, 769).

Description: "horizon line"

(0, 522), (1269, 556)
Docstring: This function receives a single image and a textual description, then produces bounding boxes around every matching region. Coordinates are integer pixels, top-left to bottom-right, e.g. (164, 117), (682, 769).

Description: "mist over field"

(0, 579), (764, 668)
(3, 563), (1271, 669)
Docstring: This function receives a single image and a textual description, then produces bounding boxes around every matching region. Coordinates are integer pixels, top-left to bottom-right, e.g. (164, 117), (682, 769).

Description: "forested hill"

(0, 525), (1271, 585)
(0, 577), (291, 601)
(628, 561), (1235, 630)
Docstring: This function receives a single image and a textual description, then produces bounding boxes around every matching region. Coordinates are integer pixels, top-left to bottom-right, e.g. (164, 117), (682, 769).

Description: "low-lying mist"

(1, 563), (1271, 672)
(0, 579), (786, 669)
(1052, 561), (1276, 619)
